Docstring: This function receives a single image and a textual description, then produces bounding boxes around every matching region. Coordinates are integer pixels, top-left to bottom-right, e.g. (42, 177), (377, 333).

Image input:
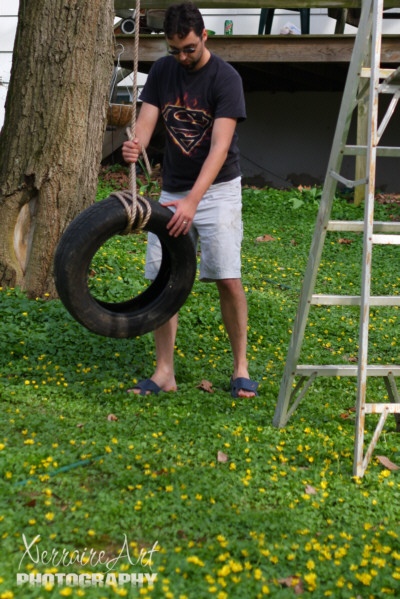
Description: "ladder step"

(327, 220), (400, 233)
(311, 294), (400, 306)
(344, 145), (400, 157)
(364, 403), (400, 414)
(372, 234), (400, 245)
(379, 65), (400, 91)
(296, 365), (400, 377)
(361, 67), (395, 79)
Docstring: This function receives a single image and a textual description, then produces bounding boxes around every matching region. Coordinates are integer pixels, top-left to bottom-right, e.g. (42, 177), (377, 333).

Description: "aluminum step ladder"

(273, 0), (400, 477)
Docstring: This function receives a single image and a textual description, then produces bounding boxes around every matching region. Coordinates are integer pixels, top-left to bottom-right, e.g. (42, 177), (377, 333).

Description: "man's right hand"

(122, 138), (140, 163)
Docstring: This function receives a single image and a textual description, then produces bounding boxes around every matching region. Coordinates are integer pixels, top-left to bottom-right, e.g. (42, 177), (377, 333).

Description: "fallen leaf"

(290, 239), (297, 246)
(278, 576), (304, 594)
(340, 406), (356, 419)
(107, 413), (118, 421)
(76, 423), (85, 428)
(196, 379), (214, 393)
(152, 468), (168, 476)
(338, 238), (353, 244)
(376, 455), (400, 470)
(305, 484), (317, 495)
(256, 234), (275, 242)
(217, 451), (228, 463)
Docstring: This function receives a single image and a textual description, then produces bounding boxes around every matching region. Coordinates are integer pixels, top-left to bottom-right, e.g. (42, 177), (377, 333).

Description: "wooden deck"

(116, 33), (400, 91)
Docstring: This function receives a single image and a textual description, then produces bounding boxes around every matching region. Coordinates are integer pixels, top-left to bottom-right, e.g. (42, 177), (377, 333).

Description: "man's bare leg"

(216, 278), (257, 398)
(128, 313), (178, 394)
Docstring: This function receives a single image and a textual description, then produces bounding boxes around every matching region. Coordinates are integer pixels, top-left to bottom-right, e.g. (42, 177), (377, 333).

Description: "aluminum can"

(224, 19), (233, 35)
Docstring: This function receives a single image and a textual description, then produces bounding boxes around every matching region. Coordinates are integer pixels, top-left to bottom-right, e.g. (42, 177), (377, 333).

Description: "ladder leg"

(353, 0), (384, 477)
(384, 374), (400, 431)
(273, 0), (374, 428)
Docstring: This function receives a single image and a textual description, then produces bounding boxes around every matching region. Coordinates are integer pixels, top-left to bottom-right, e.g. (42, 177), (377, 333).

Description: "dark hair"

(163, 2), (205, 38)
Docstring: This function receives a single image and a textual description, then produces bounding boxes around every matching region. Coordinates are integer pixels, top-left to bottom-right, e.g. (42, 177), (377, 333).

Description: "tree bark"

(0, 0), (114, 298)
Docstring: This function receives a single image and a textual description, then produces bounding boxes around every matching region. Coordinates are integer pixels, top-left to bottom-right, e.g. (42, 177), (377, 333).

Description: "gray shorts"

(145, 176), (243, 282)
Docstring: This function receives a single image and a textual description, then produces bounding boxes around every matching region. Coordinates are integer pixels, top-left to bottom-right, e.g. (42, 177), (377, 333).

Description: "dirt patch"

(100, 165), (162, 192)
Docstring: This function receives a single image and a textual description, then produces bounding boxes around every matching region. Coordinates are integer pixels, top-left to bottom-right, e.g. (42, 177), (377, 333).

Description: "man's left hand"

(163, 196), (198, 237)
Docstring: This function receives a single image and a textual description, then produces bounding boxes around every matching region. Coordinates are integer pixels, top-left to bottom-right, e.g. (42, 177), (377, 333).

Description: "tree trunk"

(0, 0), (114, 298)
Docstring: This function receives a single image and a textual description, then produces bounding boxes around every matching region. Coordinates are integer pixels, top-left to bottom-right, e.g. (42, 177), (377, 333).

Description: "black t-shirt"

(140, 53), (246, 192)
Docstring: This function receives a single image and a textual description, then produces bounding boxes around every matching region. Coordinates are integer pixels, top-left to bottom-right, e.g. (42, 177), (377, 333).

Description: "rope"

(112, 0), (152, 234)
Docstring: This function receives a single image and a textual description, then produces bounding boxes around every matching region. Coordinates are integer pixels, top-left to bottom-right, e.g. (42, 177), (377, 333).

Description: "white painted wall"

(202, 8), (351, 35)
(201, 7), (399, 35)
(0, 0), (18, 127)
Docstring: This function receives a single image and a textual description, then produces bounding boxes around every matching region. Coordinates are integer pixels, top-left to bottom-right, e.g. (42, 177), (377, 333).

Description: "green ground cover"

(1, 174), (400, 598)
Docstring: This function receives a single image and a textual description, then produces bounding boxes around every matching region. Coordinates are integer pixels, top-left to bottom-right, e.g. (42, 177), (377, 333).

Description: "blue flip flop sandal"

(230, 377), (259, 398)
(127, 378), (162, 396)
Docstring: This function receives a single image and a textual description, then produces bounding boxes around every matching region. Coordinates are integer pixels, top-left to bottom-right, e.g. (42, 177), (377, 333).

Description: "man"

(122, 1), (258, 398)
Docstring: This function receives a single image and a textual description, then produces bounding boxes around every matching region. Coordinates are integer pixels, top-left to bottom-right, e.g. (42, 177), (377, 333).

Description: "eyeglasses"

(167, 46), (197, 56)
(167, 39), (200, 56)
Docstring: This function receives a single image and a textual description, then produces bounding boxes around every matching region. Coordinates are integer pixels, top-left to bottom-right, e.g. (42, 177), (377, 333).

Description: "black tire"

(53, 194), (197, 338)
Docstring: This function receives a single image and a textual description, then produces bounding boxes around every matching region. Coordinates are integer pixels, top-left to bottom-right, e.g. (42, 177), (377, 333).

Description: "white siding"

(0, 0), (18, 126)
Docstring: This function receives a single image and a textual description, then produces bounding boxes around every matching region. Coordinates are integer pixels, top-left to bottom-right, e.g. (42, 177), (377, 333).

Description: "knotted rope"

(112, 0), (152, 234)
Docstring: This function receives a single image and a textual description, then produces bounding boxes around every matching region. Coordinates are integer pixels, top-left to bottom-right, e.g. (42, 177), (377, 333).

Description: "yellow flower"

(356, 572), (372, 585)
(45, 512), (54, 521)
(304, 572), (317, 590)
(260, 583), (270, 594)
(187, 556), (204, 567)
(217, 565), (231, 577)
(229, 560), (243, 573)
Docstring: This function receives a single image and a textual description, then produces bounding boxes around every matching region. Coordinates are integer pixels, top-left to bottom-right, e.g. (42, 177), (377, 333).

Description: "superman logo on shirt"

(162, 104), (213, 155)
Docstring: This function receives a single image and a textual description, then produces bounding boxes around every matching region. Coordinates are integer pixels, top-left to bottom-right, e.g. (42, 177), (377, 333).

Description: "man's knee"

(216, 278), (244, 296)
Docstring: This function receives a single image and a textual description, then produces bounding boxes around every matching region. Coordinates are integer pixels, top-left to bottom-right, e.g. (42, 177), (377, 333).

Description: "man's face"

(166, 29), (208, 71)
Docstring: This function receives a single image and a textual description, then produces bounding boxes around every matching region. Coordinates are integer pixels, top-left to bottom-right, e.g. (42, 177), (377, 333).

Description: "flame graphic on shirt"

(162, 97), (213, 155)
